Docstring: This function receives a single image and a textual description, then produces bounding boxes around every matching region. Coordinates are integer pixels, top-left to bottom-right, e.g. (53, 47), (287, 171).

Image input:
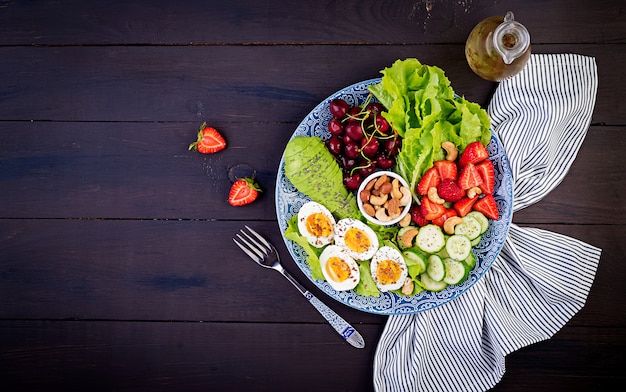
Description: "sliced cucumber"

(445, 234), (472, 261)
(426, 254), (446, 282)
(454, 216), (482, 240)
(470, 235), (482, 247)
(466, 211), (489, 234)
(416, 224), (445, 254)
(464, 251), (477, 269)
(443, 258), (469, 285)
(402, 249), (427, 277)
(420, 272), (448, 292)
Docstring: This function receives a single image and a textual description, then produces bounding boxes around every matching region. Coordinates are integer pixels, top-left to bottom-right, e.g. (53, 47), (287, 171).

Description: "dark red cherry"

(328, 117), (344, 136)
(329, 99), (349, 118)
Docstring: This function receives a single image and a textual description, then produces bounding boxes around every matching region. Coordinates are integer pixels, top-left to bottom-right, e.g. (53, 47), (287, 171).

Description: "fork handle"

(278, 268), (365, 349)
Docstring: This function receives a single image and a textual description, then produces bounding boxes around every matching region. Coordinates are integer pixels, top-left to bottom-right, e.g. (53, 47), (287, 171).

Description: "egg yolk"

(376, 259), (402, 285)
(325, 256), (351, 283)
(305, 213), (333, 237)
(344, 228), (371, 253)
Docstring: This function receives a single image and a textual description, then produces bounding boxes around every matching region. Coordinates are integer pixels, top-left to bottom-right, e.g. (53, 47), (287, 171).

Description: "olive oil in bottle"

(465, 11), (531, 82)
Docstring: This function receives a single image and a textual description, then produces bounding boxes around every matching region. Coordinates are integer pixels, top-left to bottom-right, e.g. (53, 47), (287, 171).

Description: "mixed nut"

(359, 174), (412, 225)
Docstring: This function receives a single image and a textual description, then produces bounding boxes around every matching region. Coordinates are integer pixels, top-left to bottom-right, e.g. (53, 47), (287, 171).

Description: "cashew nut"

(400, 228), (419, 248)
(442, 141), (458, 161)
(399, 187), (412, 206)
(443, 216), (463, 235)
(386, 198), (401, 216)
(399, 213), (412, 227)
(391, 178), (403, 199)
(401, 277), (414, 295)
(369, 193), (388, 206)
(375, 208), (393, 222)
(428, 187), (445, 204)
(467, 186), (482, 199)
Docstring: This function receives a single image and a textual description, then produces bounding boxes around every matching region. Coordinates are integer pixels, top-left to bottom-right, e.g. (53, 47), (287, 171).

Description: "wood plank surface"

(0, 44), (623, 124)
(0, 0), (624, 45)
(1, 0), (624, 390)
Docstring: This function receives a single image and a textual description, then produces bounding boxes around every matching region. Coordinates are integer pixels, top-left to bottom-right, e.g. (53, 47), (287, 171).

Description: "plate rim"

(274, 78), (513, 315)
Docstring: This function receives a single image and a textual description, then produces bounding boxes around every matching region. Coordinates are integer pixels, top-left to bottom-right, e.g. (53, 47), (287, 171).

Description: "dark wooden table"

(1, 1), (624, 390)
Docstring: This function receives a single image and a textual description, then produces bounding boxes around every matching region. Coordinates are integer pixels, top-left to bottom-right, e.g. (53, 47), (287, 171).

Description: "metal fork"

(233, 225), (365, 349)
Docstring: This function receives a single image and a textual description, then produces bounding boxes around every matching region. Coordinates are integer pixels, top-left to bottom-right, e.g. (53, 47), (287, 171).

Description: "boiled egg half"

(297, 201), (336, 248)
(333, 218), (379, 261)
(319, 245), (360, 291)
(370, 246), (408, 292)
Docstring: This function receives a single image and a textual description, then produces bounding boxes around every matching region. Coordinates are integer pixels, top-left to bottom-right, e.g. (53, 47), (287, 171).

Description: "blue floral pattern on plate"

(275, 79), (513, 315)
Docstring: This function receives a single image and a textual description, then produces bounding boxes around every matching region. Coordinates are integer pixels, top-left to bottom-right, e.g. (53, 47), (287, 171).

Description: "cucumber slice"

(420, 272), (448, 292)
(416, 224), (445, 253)
(466, 211), (489, 234)
(464, 251), (477, 269)
(443, 258), (469, 285)
(426, 254), (446, 282)
(470, 235), (482, 247)
(445, 234), (472, 261)
(402, 249), (427, 276)
(454, 216), (482, 240)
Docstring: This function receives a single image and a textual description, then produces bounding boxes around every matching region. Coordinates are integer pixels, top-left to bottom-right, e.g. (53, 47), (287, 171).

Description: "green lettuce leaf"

(368, 58), (492, 198)
(354, 261), (380, 297)
(284, 215), (324, 280)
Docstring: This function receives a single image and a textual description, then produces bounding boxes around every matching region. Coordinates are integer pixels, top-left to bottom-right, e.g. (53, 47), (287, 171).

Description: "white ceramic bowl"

(356, 171), (412, 226)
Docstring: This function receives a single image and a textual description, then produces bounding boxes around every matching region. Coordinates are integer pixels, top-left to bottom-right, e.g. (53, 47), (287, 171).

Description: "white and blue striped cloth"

(373, 54), (602, 392)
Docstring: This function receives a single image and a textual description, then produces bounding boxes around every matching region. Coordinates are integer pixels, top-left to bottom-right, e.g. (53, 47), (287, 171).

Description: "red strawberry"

(421, 196), (447, 221)
(417, 167), (441, 195)
(459, 141), (488, 167)
(453, 196), (479, 217)
(188, 122), (227, 154)
(437, 179), (464, 203)
(433, 160), (458, 181)
(228, 177), (262, 206)
(458, 163), (483, 191)
(432, 208), (457, 227)
(473, 194), (499, 220)
(410, 205), (429, 227)
(476, 160), (495, 194)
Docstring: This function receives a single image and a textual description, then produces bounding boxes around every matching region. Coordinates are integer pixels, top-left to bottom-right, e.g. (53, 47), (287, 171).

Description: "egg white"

(370, 246), (408, 292)
(319, 245), (360, 291)
(297, 201), (336, 247)
(333, 218), (379, 261)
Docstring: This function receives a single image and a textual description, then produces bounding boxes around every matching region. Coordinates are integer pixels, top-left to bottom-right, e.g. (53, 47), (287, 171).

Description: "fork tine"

(233, 234), (263, 262)
(238, 229), (269, 259)
(244, 225), (273, 250)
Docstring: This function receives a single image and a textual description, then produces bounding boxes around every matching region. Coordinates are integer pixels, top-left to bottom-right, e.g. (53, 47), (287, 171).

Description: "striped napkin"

(373, 54), (601, 392)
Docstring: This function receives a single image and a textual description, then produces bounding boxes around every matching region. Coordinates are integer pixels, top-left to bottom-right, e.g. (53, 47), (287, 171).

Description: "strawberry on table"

(473, 194), (499, 220)
(188, 122), (227, 154)
(475, 159), (495, 194)
(459, 141), (488, 167)
(228, 177), (262, 207)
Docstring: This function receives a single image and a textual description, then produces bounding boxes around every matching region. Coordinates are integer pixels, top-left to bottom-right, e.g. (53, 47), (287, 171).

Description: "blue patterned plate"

(275, 79), (513, 315)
